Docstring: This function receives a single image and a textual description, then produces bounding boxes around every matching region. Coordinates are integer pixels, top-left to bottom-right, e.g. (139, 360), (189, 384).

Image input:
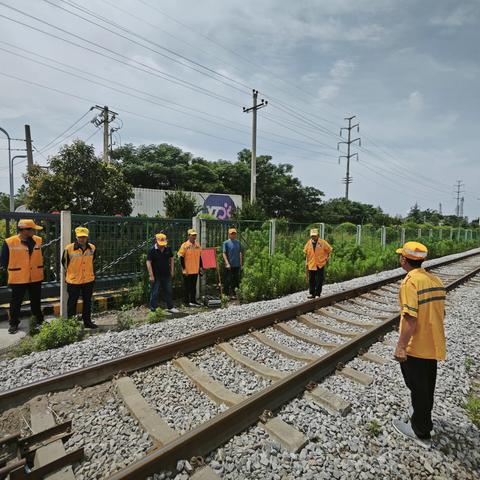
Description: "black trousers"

(183, 274), (198, 304)
(400, 355), (437, 439)
(9, 282), (44, 327)
(224, 267), (240, 296)
(308, 268), (325, 296)
(67, 282), (94, 324)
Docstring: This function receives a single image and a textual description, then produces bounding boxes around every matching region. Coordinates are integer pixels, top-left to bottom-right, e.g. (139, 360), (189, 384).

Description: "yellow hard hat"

(18, 219), (43, 230)
(75, 227), (89, 237)
(396, 241), (428, 260)
(310, 228), (319, 236)
(228, 228), (237, 234)
(155, 233), (167, 246)
(188, 228), (198, 235)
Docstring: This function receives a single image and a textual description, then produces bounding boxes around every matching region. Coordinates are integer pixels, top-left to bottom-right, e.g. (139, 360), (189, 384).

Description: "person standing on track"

(303, 228), (332, 299)
(392, 241), (446, 448)
(62, 227), (98, 329)
(1, 219), (45, 334)
(178, 228), (203, 307)
(146, 233), (179, 313)
(222, 227), (242, 298)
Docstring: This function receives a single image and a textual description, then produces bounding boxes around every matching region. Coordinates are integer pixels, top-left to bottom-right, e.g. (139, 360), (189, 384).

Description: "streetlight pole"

(0, 126), (13, 211)
(11, 155), (27, 211)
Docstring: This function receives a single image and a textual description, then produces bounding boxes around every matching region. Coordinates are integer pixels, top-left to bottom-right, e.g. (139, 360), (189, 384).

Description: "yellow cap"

(310, 228), (319, 236)
(18, 219), (43, 230)
(228, 228), (237, 234)
(396, 241), (428, 261)
(188, 228), (197, 235)
(75, 227), (89, 237)
(155, 233), (167, 246)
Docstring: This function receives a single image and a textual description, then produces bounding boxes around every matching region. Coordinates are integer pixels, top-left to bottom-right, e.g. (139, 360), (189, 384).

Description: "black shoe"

(8, 324), (19, 334)
(307, 294), (315, 299)
(84, 322), (98, 329)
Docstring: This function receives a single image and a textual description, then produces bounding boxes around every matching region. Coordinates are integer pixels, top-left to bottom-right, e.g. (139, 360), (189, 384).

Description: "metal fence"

(1, 211), (479, 304)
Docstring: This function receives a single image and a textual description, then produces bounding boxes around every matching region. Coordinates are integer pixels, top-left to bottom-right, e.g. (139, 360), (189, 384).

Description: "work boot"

(8, 324), (19, 334)
(84, 321), (98, 329)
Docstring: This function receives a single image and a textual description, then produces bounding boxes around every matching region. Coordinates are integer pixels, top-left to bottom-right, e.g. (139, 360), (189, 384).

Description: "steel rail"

(0, 249), (478, 414)
(108, 258), (480, 479)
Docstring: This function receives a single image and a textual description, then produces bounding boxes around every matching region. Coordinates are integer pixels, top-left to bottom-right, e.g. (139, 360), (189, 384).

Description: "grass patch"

(146, 307), (167, 324)
(464, 357), (473, 372)
(367, 419), (382, 437)
(464, 394), (480, 428)
(35, 317), (85, 351)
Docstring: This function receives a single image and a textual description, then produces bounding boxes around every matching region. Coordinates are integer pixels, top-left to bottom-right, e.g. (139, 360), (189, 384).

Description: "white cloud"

(407, 91), (424, 111)
(330, 60), (355, 79)
(430, 5), (479, 27)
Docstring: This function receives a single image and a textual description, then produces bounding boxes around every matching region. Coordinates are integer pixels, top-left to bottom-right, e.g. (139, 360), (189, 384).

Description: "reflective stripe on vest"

(65, 243), (96, 284)
(5, 235), (44, 284)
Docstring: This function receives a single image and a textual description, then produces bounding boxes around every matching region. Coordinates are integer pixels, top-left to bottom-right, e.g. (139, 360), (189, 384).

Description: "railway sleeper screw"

(248, 327), (256, 333)
(336, 362), (345, 371)
(259, 410), (273, 423)
(215, 337), (224, 345)
(174, 351), (183, 359)
(306, 381), (317, 391)
(358, 347), (366, 356)
(190, 456), (205, 468)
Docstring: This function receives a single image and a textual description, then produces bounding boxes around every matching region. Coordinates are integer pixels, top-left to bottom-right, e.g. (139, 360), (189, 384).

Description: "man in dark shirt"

(146, 233), (178, 313)
(222, 227), (242, 298)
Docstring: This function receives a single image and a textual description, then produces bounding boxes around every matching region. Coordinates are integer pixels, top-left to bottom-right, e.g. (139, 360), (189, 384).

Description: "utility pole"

(243, 89), (267, 203)
(454, 180), (465, 217)
(24, 125), (33, 168)
(337, 116), (361, 200)
(438, 202), (442, 215)
(92, 105), (118, 163)
(460, 197), (464, 217)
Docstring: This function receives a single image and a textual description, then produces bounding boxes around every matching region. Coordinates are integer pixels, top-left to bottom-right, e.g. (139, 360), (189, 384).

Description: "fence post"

(429, 229), (433, 239)
(319, 222), (325, 240)
(400, 227), (405, 245)
(381, 226), (386, 249)
(192, 216), (204, 300)
(439, 229), (443, 240)
(457, 228), (461, 241)
(269, 219), (276, 256)
(60, 210), (71, 318)
(417, 228), (421, 238)
(450, 228), (453, 240)
(465, 229), (468, 241)
(355, 225), (362, 245)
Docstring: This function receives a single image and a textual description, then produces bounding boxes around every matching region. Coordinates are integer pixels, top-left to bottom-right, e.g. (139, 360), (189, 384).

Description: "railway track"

(1, 250), (480, 479)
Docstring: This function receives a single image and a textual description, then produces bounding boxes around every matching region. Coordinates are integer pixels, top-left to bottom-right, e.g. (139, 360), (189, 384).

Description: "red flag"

(201, 247), (217, 269)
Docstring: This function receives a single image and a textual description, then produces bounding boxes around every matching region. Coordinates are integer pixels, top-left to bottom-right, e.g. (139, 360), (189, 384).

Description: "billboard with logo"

(131, 188), (242, 219)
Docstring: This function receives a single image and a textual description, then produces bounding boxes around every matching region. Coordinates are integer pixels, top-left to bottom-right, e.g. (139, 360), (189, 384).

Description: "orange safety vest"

(5, 235), (44, 284)
(304, 239), (332, 270)
(178, 240), (202, 274)
(64, 243), (96, 285)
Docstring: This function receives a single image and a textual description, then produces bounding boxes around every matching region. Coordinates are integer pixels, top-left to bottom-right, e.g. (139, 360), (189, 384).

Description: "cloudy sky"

(0, 0), (479, 219)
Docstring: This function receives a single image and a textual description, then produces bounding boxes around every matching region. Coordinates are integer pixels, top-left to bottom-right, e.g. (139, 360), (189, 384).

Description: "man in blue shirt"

(146, 233), (179, 313)
(222, 227), (242, 298)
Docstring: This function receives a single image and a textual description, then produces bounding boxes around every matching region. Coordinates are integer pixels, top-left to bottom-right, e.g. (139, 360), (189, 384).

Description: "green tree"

(164, 190), (201, 218)
(24, 141), (133, 215)
(232, 200), (267, 221)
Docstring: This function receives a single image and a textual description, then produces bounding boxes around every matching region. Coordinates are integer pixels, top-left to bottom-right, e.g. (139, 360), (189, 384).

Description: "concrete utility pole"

(454, 180), (465, 217)
(0, 126), (13, 211)
(337, 116), (361, 200)
(92, 105), (118, 163)
(243, 89), (268, 203)
(24, 125), (33, 168)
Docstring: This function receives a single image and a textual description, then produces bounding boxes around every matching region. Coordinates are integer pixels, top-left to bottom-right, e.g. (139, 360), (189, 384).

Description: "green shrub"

(146, 307), (167, 324)
(117, 305), (135, 331)
(35, 317), (85, 351)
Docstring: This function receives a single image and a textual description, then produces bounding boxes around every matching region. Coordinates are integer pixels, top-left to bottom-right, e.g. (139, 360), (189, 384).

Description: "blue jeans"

(150, 276), (173, 310)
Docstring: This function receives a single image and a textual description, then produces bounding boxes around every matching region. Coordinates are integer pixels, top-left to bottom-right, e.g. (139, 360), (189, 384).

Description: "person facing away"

(178, 228), (203, 307)
(222, 227), (243, 298)
(303, 228), (332, 299)
(146, 233), (179, 314)
(1, 219), (45, 334)
(62, 226), (97, 329)
(392, 241), (446, 448)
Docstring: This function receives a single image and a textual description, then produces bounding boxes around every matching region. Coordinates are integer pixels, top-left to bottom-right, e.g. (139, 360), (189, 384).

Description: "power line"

(0, 6), (242, 107)
(37, 108), (93, 152)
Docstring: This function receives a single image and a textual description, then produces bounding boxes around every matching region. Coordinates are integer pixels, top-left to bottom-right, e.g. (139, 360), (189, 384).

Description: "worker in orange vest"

(178, 228), (203, 306)
(1, 219), (45, 334)
(303, 228), (332, 298)
(61, 227), (97, 329)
